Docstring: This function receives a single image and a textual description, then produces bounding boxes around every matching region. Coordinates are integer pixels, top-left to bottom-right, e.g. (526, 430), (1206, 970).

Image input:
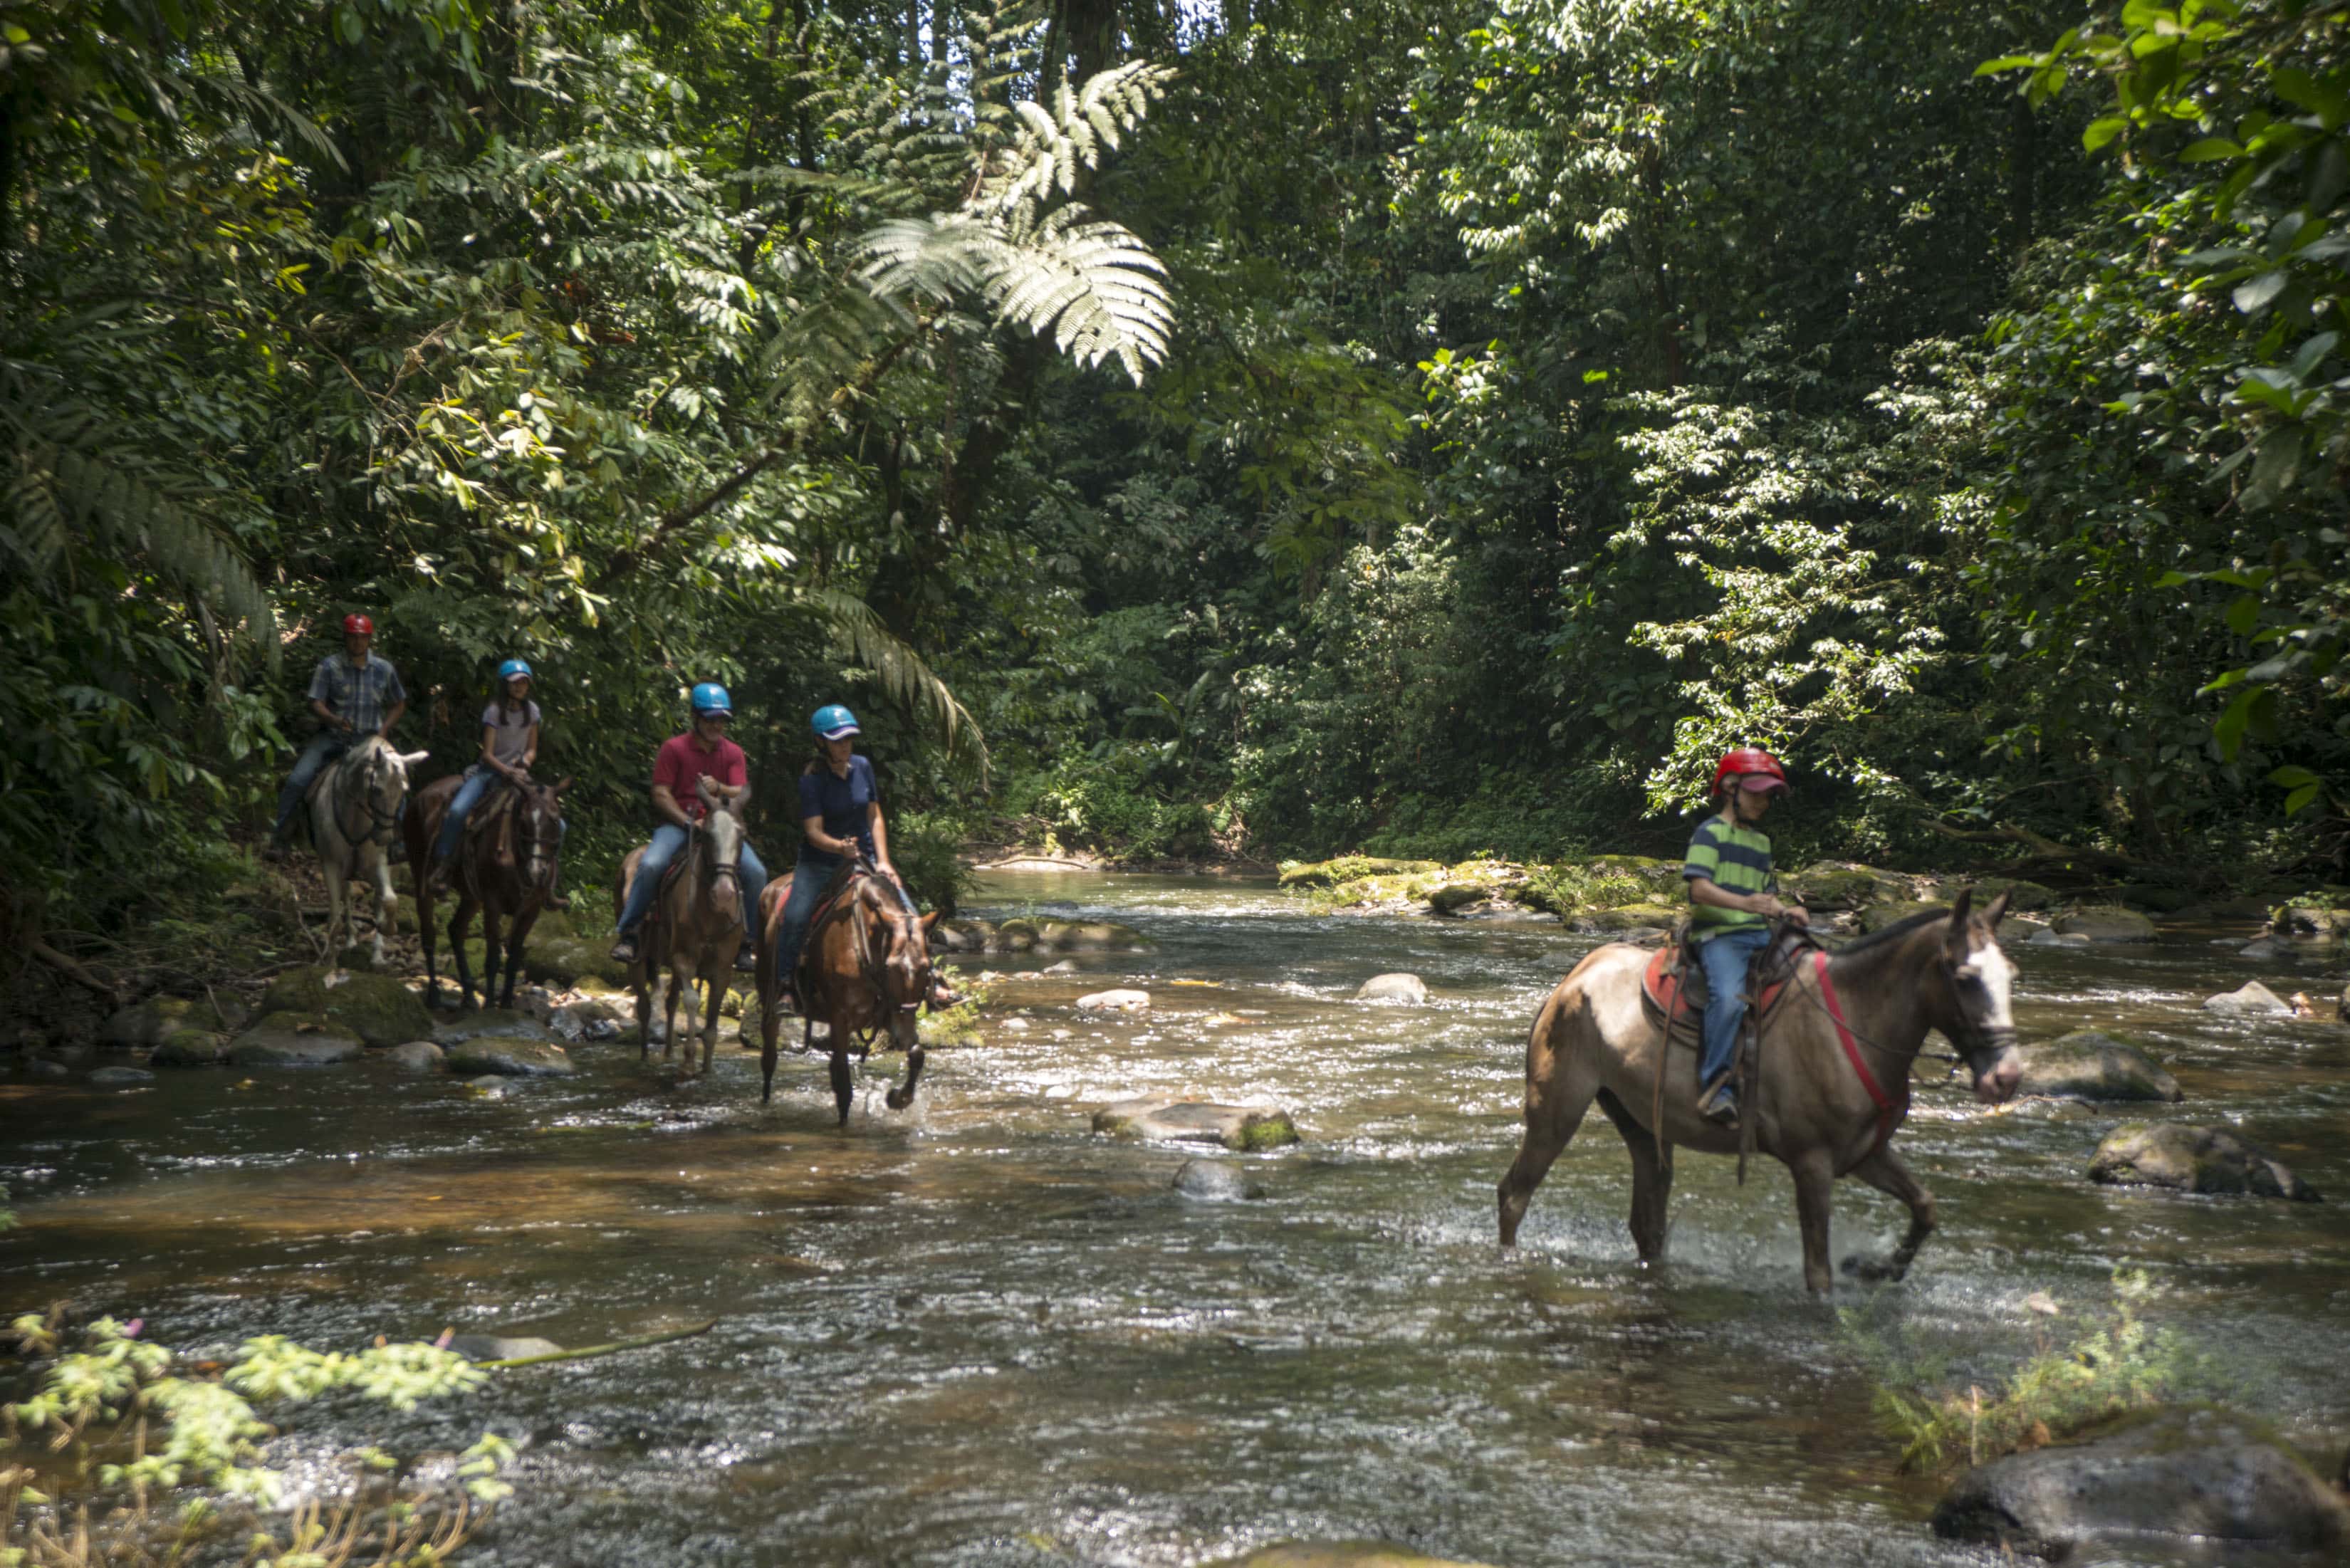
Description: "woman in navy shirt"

(770, 704), (955, 1010)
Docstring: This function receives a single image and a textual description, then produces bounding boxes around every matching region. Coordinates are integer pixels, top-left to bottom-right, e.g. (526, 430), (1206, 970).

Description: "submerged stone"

(1035, 919), (1150, 951)
(2205, 980), (2293, 1016)
(1173, 1159), (1263, 1201)
(933, 918), (993, 953)
(434, 1008), (560, 1045)
(229, 1013), (365, 1067)
(2051, 906), (2157, 943)
(444, 1038), (578, 1077)
(1094, 1097), (1300, 1150)
(2089, 1122), (2320, 1201)
(1222, 1545), (1500, 1568)
(384, 1040), (446, 1073)
(1355, 973), (1427, 1005)
(2025, 928), (2092, 948)
(2015, 1031), (2183, 1103)
(1933, 1406), (2350, 1559)
(259, 966), (432, 1047)
(446, 1334), (562, 1362)
(88, 1065), (155, 1087)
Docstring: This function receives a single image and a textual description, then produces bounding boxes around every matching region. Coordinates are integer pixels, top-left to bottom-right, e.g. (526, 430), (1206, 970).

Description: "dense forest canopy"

(6, 0), (2349, 938)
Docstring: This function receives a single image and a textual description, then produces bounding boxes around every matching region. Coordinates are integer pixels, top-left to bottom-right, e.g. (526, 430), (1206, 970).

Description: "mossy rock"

(258, 966), (432, 1048)
(443, 1038), (578, 1077)
(1582, 854), (1684, 892)
(1427, 883), (1491, 915)
(2052, 905), (2158, 943)
(1092, 1098), (1300, 1150)
(2269, 903), (2350, 941)
(150, 1028), (230, 1068)
(1859, 899), (1944, 934)
(993, 917), (1041, 951)
(523, 937), (628, 989)
(1279, 857), (1439, 889)
(1783, 862), (1909, 911)
(100, 995), (249, 1047)
(229, 1013), (365, 1067)
(1967, 876), (2059, 913)
(934, 918), (995, 953)
(1582, 901), (1683, 931)
(2089, 1122), (2320, 1201)
(2017, 1030), (2183, 1102)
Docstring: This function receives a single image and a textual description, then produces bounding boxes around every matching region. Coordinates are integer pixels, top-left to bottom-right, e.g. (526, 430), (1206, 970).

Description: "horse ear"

(1981, 889), (2011, 931)
(552, 776), (575, 794)
(920, 910), (940, 930)
(696, 775), (719, 803)
(1946, 886), (1974, 953)
(398, 750), (431, 767)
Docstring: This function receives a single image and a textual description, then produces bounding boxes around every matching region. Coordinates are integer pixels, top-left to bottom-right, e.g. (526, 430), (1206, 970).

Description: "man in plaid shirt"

(267, 613), (409, 856)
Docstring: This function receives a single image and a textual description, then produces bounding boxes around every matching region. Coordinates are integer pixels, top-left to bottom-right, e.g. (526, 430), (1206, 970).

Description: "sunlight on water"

(4, 871), (2347, 1565)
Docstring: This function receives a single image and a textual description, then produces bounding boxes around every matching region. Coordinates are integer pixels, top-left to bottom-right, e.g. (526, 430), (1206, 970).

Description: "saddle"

(461, 784), (522, 864)
(780, 861), (865, 996)
(1639, 923), (1819, 1052)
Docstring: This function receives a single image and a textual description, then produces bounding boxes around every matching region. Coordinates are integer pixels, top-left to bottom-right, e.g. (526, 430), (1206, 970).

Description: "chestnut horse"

(404, 773), (570, 1010)
(1497, 890), (2023, 1294)
(615, 778), (745, 1075)
(753, 862), (939, 1124)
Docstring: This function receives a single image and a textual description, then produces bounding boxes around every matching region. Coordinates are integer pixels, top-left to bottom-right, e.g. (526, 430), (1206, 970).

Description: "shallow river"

(6, 872), (2350, 1567)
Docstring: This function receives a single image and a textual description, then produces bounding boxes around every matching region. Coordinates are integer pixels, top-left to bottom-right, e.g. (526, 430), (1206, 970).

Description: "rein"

(331, 743), (402, 851)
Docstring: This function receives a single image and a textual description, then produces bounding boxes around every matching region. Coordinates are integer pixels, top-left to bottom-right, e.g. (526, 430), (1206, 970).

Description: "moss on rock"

(100, 995), (249, 1047)
(258, 966), (432, 1047)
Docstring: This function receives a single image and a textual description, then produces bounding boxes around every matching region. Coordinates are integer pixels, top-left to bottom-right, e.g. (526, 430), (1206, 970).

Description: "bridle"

(332, 741), (403, 850)
(848, 860), (932, 1024)
(1777, 918), (2015, 1076)
(513, 785), (563, 892)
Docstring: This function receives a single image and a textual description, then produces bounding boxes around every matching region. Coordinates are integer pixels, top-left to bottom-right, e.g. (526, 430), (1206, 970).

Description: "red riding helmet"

(342, 613), (374, 636)
(1710, 746), (1788, 796)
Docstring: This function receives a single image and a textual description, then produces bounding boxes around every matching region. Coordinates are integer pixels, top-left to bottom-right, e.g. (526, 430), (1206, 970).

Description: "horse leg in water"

(827, 1045), (855, 1127)
(366, 852), (397, 969)
(478, 901), (503, 1011)
(662, 951), (690, 1069)
(447, 895), (481, 1011)
(1594, 1087), (1675, 1265)
(695, 953), (726, 1077)
(885, 1033), (924, 1112)
(498, 904), (538, 1013)
(1839, 1145), (1938, 1284)
(1497, 1000), (1604, 1247)
(1789, 1147), (1839, 1295)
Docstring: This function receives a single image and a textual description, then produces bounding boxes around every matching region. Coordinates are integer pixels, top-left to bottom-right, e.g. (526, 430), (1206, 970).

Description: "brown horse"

(404, 773), (570, 1010)
(753, 863), (939, 1125)
(1497, 889), (2023, 1294)
(302, 736), (429, 968)
(615, 778), (745, 1075)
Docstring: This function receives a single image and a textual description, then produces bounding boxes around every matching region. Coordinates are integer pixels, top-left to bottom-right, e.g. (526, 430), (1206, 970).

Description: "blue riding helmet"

(690, 681), (733, 716)
(812, 704), (860, 740)
(497, 657), (532, 683)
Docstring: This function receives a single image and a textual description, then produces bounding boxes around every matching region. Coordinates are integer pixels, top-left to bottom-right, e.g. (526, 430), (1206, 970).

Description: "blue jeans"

(771, 850), (918, 994)
(615, 822), (767, 942)
(273, 731), (355, 839)
(1698, 926), (1772, 1093)
(432, 771), (570, 863)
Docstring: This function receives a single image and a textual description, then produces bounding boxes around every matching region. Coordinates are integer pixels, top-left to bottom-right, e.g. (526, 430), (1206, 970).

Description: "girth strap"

(1812, 951), (1899, 1161)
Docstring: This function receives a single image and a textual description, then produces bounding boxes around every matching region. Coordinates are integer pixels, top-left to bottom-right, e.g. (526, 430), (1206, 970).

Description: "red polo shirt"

(653, 732), (746, 820)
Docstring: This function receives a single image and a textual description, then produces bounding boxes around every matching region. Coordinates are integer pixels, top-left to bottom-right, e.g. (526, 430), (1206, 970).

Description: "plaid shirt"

(307, 652), (406, 735)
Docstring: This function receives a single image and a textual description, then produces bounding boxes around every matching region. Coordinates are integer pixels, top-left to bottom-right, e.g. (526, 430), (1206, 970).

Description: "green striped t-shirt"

(1683, 816), (1775, 941)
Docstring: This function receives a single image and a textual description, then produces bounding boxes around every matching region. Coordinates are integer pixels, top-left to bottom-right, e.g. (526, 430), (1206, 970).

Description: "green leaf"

(2269, 764), (2322, 788)
(2233, 271), (2289, 314)
(2285, 781), (2323, 815)
(2083, 116), (2129, 152)
(2178, 137), (2245, 162)
(2226, 593), (2262, 637)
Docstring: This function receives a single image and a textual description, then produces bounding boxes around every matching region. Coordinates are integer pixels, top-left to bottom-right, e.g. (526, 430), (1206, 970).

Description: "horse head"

(518, 776), (570, 893)
(341, 738), (429, 845)
(872, 893), (941, 1049)
(1938, 887), (2021, 1103)
(695, 778), (744, 925)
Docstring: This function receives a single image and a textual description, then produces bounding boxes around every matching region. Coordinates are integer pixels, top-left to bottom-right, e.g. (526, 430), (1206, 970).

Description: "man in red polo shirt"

(609, 682), (768, 968)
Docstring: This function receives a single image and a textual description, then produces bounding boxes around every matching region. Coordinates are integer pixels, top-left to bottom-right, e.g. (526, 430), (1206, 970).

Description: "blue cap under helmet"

(812, 704), (860, 740)
(690, 681), (733, 716)
(497, 657), (532, 683)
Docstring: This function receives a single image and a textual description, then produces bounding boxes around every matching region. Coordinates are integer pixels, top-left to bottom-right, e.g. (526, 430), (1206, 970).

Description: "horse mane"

(1834, 905), (1953, 954)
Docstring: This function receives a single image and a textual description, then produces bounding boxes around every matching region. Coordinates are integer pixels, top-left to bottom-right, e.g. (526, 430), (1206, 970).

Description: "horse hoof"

(885, 1089), (912, 1111)
(1840, 1254), (1901, 1283)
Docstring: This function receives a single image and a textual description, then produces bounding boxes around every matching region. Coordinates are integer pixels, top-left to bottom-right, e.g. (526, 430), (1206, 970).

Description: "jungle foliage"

(6, 0), (2346, 941)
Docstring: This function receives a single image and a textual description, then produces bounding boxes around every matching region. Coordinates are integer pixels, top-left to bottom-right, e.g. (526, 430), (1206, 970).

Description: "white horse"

(303, 736), (429, 966)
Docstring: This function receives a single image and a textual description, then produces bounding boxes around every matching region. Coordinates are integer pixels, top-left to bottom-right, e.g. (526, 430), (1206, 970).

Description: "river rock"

(99, 994), (248, 1047)
(1223, 1545), (1499, 1568)
(150, 1029), (229, 1067)
(1970, 875), (2059, 912)
(1355, 973), (1428, 1005)
(2051, 906), (2157, 943)
(2025, 927), (2092, 948)
(434, 1008), (559, 1045)
(469, 1075), (511, 1097)
(1035, 919), (1151, 951)
(384, 1040), (446, 1072)
(1859, 899), (1942, 934)
(523, 937), (630, 989)
(259, 966), (432, 1047)
(88, 1065), (155, 1087)
(1174, 1159), (1263, 1201)
(1932, 1406), (2350, 1558)
(1780, 862), (1907, 911)
(1076, 988), (1151, 1013)
(933, 918), (993, 953)
(1580, 901), (1683, 932)
(1041, 958), (1080, 973)
(1427, 883), (1488, 915)
(443, 1038), (578, 1077)
(2089, 1122), (2320, 1201)
(2015, 1031), (2182, 1102)
(446, 1334), (563, 1362)
(2269, 903), (2350, 941)
(548, 998), (624, 1041)
(1094, 1097), (1300, 1150)
(2205, 980), (2293, 1017)
(1278, 857), (1440, 889)
(993, 918), (1041, 951)
(24, 1057), (69, 1081)
(2236, 937), (2289, 961)
(229, 1013), (365, 1067)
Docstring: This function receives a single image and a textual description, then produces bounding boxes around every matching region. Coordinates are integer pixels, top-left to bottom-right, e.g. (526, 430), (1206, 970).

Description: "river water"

(6, 871), (2349, 1567)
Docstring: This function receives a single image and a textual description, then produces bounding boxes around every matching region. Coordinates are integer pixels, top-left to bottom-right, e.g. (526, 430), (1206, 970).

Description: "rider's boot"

(733, 941), (758, 973)
(608, 929), (640, 965)
(1698, 1077), (1740, 1128)
(927, 978), (961, 1009)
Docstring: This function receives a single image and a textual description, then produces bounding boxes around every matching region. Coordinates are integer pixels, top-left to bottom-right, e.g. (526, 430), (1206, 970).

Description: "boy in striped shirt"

(1682, 747), (1807, 1126)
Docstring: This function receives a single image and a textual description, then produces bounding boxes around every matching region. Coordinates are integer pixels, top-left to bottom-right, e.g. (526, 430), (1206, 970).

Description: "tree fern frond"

(795, 587), (991, 787)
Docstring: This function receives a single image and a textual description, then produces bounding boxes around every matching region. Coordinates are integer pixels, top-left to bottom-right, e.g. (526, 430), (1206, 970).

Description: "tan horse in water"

(1498, 890), (2023, 1294)
(615, 778), (746, 1075)
(754, 864), (939, 1124)
(404, 773), (570, 1010)
(301, 736), (429, 967)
